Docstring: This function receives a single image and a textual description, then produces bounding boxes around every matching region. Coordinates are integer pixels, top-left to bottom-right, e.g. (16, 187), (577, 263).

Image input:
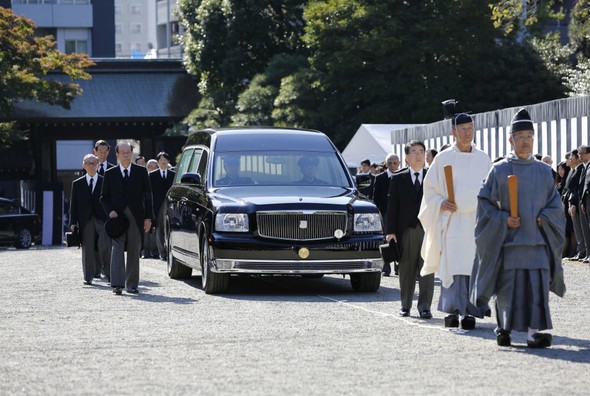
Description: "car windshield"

(212, 151), (353, 187)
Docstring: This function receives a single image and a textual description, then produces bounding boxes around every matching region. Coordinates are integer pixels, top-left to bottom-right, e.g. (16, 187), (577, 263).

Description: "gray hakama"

(495, 246), (552, 332)
(439, 275), (487, 317)
(470, 154), (566, 333)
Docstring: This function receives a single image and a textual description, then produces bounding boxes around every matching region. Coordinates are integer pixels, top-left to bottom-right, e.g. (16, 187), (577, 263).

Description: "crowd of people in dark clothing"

(69, 140), (175, 295)
(354, 102), (567, 349)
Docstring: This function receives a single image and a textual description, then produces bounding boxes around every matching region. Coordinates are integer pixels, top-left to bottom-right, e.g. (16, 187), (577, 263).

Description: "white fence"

(392, 96), (590, 167)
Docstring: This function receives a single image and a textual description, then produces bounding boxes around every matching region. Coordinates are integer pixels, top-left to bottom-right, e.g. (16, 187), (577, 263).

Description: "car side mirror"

(180, 172), (201, 185)
(356, 174), (373, 189)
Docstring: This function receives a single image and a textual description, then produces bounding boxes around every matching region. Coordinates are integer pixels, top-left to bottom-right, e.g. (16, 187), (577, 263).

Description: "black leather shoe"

(527, 333), (552, 348)
(83, 280), (92, 286)
(126, 288), (139, 294)
(112, 288), (122, 295)
(496, 330), (512, 347)
(420, 310), (432, 319)
(444, 314), (459, 328)
(461, 315), (476, 330)
(399, 308), (410, 317)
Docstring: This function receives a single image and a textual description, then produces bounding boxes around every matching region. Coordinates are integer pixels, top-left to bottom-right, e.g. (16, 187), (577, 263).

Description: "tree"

(179, 0), (307, 127)
(489, 0), (565, 37)
(231, 53), (307, 126)
(569, 0), (590, 58)
(0, 7), (93, 118)
(299, 0), (565, 148)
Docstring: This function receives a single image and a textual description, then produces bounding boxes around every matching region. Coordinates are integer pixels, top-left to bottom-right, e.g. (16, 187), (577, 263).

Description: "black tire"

(350, 272), (381, 292)
(301, 274), (324, 279)
(15, 228), (33, 249)
(166, 221), (192, 279)
(201, 237), (229, 294)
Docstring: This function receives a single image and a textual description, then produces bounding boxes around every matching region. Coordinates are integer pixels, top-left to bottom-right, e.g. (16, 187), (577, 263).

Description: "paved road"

(1, 246), (589, 395)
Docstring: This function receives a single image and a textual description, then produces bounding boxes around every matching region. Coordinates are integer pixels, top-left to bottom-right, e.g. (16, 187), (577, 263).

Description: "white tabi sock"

(527, 328), (538, 341)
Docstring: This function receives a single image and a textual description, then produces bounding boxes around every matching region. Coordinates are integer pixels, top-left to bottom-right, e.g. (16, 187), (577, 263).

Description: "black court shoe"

(496, 329), (511, 347)
(444, 314), (459, 328)
(527, 333), (552, 348)
(461, 315), (476, 330)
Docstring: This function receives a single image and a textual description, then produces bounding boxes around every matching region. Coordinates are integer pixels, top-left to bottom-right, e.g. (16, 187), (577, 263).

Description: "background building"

(114, 0), (181, 59)
(3, 0), (115, 57)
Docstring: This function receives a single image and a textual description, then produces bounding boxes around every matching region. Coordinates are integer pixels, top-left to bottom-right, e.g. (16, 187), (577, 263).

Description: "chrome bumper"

(211, 258), (384, 274)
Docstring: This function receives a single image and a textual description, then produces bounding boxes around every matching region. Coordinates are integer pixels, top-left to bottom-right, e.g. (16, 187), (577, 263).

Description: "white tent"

(341, 124), (418, 168)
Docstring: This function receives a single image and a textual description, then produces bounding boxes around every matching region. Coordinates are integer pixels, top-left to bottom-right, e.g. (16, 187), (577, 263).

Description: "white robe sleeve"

(418, 155), (452, 280)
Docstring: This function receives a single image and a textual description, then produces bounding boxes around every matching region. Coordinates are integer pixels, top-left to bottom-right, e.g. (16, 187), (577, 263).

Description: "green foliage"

(489, 0), (565, 37)
(570, 0), (590, 57)
(178, 0), (307, 127)
(179, 0), (575, 150)
(0, 122), (27, 148)
(272, 68), (323, 130)
(231, 53), (308, 126)
(0, 7), (94, 117)
(299, 0), (565, 148)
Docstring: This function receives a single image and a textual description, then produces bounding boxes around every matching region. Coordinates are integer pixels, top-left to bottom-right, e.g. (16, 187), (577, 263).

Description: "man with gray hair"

(70, 154), (109, 285)
(373, 152), (400, 276)
(471, 108), (565, 348)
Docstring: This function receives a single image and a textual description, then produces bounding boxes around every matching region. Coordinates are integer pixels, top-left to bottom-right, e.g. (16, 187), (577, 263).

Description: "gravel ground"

(0, 246), (589, 395)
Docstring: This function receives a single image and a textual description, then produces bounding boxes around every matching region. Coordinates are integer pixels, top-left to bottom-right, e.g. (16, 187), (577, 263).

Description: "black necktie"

(123, 168), (129, 180)
(414, 172), (420, 191)
(89, 178), (94, 194)
(162, 170), (166, 179)
(99, 163), (104, 176)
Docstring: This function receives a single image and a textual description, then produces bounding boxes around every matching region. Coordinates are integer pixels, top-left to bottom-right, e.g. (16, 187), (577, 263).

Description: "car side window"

(173, 148), (195, 183)
(188, 148), (203, 174)
(195, 150), (208, 181)
(0, 202), (19, 215)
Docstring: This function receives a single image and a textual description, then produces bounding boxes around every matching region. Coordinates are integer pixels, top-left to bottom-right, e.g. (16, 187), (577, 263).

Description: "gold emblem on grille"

(298, 247), (310, 259)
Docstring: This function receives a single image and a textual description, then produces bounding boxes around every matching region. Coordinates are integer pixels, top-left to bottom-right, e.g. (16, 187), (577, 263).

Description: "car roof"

(185, 127), (336, 153)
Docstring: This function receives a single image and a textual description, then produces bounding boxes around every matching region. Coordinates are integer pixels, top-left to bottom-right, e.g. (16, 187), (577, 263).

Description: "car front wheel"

(350, 272), (381, 292)
(15, 228), (33, 249)
(201, 237), (229, 294)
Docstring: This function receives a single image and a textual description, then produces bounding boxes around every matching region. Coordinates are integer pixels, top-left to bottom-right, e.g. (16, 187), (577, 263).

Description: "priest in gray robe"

(470, 108), (566, 348)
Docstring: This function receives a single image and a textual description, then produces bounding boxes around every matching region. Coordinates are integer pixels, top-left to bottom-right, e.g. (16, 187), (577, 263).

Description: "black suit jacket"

(372, 171), (391, 216)
(386, 167), (427, 238)
(582, 165), (590, 204)
(101, 163), (154, 234)
(567, 163), (584, 206)
(70, 175), (107, 243)
(576, 163), (588, 206)
(149, 168), (176, 226)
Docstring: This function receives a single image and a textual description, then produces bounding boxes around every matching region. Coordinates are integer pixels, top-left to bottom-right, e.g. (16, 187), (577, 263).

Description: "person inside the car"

(295, 156), (328, 185)
(216, 155), (254, 186)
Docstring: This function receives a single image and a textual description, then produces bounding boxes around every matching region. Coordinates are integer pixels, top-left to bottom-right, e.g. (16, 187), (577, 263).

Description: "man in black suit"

(578, 145), (590, 263)
(149, 152), (176, 260)
(101, 141), (154, 295)
(94, 140), (115, 176)
(372, 153), (400, 276)
(565, 149), (585, 260)
(386, 140), (434, 319)
(70, 154), (109, 285)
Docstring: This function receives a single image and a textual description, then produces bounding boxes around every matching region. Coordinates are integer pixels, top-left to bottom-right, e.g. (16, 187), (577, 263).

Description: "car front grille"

(256, 211), (348, 241)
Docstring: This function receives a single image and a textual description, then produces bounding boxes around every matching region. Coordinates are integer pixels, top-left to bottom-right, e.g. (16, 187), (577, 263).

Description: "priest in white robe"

(418, 110), (491, 329)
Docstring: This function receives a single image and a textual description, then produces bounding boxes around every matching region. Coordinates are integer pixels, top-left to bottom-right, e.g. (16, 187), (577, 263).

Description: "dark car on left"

(0, 197), (41, 249)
